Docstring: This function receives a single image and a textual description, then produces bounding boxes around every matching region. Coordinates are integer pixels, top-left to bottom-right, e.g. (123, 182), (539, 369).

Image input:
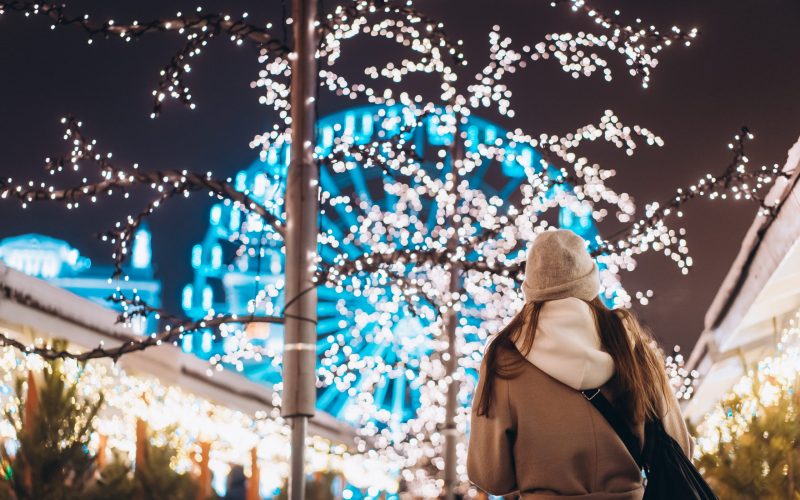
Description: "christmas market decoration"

(0, 333), (399, 499)
(694, 308), (800, 499)
(136, 431), (203, 500)
(86, 451), (137, 499)
(90, 427), (206, 500)
(0, 342), (208, 499)
(0, 0), (704, 361)
(0, 0), (784, 496)
(697, 384), (800, 499)
(191, 111), (777, 495)
(0, 341), (103, 499)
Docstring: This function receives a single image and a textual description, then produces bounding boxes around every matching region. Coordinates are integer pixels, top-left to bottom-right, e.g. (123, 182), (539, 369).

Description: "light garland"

(318, 124), (786, 306)
(0, 116), (287, 361)
(552, 0), (698, 88)
(0, 1), (287, 118)
(664, 345), (700, 401)
(0, 0), (709, 358)
(695, 311), (800, 484)
(302, 107), (747, 492)
(694, 308), (800, 457)
(0, 339), (399, 497)
(0, 0), (762, 496)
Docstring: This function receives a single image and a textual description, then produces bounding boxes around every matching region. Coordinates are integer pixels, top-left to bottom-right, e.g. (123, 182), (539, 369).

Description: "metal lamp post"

(282, 0), (319, 498)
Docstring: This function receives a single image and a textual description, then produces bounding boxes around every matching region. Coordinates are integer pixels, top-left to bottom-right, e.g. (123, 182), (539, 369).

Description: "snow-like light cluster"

(304, 105), (737, 492)
(694, 308), (800, 456)
(0, 343), (399, 497)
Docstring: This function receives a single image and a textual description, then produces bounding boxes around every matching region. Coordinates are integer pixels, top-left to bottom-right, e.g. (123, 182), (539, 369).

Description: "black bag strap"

(581, 389), (644, 470)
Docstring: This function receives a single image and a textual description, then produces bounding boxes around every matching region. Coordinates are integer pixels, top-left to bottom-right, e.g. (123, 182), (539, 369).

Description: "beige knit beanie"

(522, 229), (600, 302)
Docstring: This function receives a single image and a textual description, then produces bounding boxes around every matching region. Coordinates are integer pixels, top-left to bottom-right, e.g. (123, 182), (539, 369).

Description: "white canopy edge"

(684, 135), (800, 422)
(0, 263), (355, 445)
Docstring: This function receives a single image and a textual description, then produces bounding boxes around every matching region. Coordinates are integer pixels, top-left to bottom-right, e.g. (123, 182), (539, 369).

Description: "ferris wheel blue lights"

(181, 104), (601, 429)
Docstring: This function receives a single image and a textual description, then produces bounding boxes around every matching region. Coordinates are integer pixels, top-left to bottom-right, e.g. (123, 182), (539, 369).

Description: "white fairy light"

(0, 0), (782, 496)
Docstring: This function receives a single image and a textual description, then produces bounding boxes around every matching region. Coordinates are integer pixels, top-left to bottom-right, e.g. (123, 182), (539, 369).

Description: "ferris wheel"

(181, 104), (600, 429)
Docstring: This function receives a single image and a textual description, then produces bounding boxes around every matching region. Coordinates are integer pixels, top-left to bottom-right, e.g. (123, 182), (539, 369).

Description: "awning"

(684, 135), (800, 422)
(0, 263), (355, 445)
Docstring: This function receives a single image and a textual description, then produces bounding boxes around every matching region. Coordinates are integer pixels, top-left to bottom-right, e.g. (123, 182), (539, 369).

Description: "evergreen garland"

(0, 341), (103, 500)
(135, 439), (201, 500)
(697, 376), (800, 499)
(0, 340), (210, 499)
(84, 452), (136, 500)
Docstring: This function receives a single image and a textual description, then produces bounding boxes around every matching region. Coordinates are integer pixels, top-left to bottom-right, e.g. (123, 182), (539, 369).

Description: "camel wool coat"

(467, 346), (693, 499)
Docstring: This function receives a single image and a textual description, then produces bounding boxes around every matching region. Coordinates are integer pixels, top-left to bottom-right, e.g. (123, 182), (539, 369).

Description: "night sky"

(1, 0), (800, 351)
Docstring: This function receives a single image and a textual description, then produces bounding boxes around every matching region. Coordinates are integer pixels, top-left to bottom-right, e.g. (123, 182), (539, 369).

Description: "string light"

(304, 116), (775, 493)
(550, 0), (699, 88)
(0, 280), (282, 362)
(664, 345), (700, 401)
(1, 116), (283, 275)
(0, 2), (288, 117)
(0, 342), (399, 496)
(318, 126), (787, 320)
(694, 308), (800, 456)
(0, 0), (756, 496)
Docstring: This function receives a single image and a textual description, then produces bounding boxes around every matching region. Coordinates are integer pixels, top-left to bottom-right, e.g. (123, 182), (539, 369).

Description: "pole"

(282, 0), (318, 498)
(443, 114), (463, 500)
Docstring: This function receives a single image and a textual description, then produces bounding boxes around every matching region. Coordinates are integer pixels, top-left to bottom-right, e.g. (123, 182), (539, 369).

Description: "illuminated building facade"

(0, 226), (161, 333)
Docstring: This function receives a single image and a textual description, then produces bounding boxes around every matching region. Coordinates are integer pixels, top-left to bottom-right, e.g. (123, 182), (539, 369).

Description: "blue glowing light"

(131, 227), (153, 269)
(0, 232), (161, 333)
(183, 105), (601, 430)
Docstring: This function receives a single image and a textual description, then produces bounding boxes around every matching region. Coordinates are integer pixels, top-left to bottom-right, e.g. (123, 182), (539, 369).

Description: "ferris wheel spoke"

(316, 285), (346, 301)
(391, 371), (407, 418)
(317, 382), (344, 410)
(319, 243), (343, 263)
(346, 162), (373, 206)
(499, 175), (525, 201)
(317, 316), (345, 336)
(316, 299), (344, 317)
(373, 375), (392, 410)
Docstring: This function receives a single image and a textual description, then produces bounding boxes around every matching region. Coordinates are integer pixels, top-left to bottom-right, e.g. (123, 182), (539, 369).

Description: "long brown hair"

(476, 297), (672, 424)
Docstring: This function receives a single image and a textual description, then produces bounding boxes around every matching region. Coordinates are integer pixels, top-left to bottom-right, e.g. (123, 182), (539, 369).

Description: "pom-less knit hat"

(522, 229), (600, 302)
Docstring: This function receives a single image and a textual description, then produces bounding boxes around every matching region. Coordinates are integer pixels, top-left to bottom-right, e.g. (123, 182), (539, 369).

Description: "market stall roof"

(0, 263), (355, 445)
(684, 135), (800, 422)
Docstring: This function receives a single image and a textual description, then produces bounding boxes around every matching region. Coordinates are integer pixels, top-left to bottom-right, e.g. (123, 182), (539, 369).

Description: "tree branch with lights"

(0, 0), (463, 365)
(0, 117), (287, 360)
(299, 7), (701, 486)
